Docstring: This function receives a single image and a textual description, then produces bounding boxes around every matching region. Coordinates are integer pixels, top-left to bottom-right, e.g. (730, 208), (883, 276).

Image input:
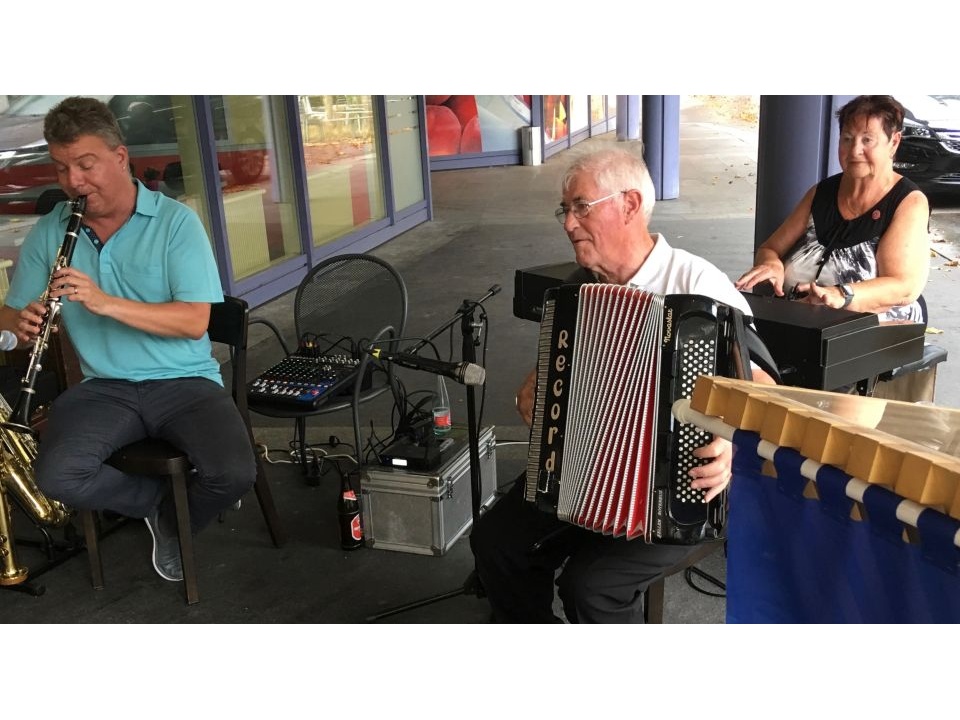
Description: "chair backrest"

(293, 254), (408, 359)
(208, 295), (250, 416)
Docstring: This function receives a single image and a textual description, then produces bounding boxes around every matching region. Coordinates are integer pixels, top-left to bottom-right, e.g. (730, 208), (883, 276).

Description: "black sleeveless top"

(781, 173), (922, 322)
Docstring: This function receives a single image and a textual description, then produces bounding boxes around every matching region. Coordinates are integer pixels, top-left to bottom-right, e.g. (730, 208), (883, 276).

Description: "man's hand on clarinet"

(15, 301), (49, 343)
(515, 368), (536, 427)
(689, 435), (733, 503)
(50, 267), (109, 315)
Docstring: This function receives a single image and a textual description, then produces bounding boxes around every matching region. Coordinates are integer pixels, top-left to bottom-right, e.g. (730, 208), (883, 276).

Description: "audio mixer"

(247, 354), (361, 411)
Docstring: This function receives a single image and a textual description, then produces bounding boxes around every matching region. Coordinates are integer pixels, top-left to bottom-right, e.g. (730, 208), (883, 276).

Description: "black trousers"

(470, 476), (698, 623)
(36, 377), (256, 533)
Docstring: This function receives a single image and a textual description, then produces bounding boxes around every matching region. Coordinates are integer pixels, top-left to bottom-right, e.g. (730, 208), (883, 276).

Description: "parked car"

(0, 95), (267, 214)
(894, 95), (960, 200)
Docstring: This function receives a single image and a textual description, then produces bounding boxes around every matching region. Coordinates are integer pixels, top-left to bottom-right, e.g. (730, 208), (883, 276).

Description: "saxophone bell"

(0, 364), (73, 588)
(0, 481), (28, 586)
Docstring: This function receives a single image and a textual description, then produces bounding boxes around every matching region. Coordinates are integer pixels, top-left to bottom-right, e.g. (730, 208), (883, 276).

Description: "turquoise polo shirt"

(6, 181), (224, 385)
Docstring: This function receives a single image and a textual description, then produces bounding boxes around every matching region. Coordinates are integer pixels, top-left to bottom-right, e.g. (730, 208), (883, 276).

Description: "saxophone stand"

(366, 289), (499, 622)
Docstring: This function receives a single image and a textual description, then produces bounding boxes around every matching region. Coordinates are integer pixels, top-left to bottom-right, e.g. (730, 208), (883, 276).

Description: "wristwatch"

(836, 283), (854, 309)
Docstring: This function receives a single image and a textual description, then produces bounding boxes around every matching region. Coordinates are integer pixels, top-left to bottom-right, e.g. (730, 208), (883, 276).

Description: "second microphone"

(369, 349), (485, 386)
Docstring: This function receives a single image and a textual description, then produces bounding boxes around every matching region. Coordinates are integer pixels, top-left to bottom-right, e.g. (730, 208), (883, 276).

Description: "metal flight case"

(361, 426), (498, 556)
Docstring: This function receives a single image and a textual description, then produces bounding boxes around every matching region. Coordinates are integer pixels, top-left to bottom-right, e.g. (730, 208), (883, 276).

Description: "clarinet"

(3, 195), (87, 434)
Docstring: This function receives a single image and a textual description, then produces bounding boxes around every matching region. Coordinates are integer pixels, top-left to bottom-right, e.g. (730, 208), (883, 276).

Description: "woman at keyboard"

(735, 95), (929, 324)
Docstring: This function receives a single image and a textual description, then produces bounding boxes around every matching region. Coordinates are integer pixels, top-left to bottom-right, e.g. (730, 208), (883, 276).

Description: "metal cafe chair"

(247, 253), (408, 471)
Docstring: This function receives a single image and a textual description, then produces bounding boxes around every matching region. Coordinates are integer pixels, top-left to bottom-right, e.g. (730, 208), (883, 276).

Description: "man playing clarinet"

(0, 97), (255, 584)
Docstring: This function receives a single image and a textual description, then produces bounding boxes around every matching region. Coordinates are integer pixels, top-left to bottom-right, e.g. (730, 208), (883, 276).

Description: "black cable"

(307, 440), (356, 456)
(364, 419), (393, 465)
(295, 332), (358, 359)
(359, 311), (493, 464)
(683, 566), (726, 598)
(359, 372), (427, 465)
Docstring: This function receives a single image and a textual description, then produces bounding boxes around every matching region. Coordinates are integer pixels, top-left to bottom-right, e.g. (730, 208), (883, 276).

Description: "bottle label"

(343, 489), (357, 501)
(433, 408), (452, 432)
(350, 514), (362, 541)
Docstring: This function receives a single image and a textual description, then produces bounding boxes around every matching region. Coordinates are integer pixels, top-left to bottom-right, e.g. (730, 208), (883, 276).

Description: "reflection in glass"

(543, 95), (569, 143)
(424, 95), (531, 156)
(211, 95), (302, 280)
(298, 95), (385, 247)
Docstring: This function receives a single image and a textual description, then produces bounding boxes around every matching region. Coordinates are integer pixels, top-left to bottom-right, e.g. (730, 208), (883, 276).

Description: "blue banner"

(726, 430), (960, 623)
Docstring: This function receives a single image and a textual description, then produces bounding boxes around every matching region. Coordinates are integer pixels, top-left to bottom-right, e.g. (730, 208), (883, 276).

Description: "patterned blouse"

(781, 173), (923, 323)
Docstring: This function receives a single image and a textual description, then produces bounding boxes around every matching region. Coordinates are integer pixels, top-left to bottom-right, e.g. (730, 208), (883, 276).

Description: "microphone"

(369, 348), (486, 386)
(0, 330), (17, 352)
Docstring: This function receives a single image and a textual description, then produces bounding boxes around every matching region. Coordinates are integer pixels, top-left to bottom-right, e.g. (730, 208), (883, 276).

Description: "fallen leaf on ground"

(926, 327), (944, 334)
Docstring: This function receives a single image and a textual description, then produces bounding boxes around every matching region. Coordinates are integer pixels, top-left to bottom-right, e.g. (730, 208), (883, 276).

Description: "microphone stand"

(401, 285), (500, 356)
(366, 287), (499, 622)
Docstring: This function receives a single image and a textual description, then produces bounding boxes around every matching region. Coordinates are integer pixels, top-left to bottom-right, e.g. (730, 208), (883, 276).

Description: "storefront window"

(591, 95), (606, 124)
(298, 95), (385, 247)
(385, 96), (425, 210)
(570, 95), (589, 135)
(424, 95), (531, 157)
(209, 95), (302, 281)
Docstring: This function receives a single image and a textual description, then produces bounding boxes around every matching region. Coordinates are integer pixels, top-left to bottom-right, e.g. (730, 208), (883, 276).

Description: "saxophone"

(0, 195), (84, 584)
(0, 392), (71, 585)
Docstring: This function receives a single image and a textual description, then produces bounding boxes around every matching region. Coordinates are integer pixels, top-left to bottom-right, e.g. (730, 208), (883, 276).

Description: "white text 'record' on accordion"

(525, 283), (750, 544)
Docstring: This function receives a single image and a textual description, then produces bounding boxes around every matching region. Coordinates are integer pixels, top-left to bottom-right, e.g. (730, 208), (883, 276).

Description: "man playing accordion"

(470, 146), (775, 623)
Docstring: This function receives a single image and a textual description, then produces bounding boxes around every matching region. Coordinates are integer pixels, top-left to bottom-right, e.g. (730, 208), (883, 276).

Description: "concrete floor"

(3, 99), (958, 625)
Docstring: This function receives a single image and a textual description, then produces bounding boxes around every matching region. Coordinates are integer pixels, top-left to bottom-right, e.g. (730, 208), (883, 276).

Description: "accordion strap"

(743, 321), (782, 384)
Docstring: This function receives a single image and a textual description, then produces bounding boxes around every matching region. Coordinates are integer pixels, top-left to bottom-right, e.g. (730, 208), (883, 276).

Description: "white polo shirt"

(626, 234), (752, 316)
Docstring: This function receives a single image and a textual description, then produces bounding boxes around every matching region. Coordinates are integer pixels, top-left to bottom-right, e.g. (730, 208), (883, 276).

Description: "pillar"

(642, 95), (680, 200)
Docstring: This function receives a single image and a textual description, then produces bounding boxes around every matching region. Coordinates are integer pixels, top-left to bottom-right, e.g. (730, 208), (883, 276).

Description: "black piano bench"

(872, 342), (948, 403)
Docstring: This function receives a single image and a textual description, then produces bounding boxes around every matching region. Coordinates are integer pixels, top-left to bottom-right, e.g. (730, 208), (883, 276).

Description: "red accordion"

(525, 283), (748, 544)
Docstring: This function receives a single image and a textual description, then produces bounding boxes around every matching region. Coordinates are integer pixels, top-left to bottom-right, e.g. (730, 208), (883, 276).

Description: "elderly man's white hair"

(560, 144), (656, 222)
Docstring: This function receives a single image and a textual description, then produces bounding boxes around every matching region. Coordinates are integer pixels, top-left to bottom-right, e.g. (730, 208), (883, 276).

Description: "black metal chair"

(80, 296), (287, 605)
(248, 253), (408, 470)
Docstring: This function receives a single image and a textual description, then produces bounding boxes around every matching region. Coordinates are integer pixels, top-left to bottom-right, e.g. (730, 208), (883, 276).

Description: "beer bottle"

(338, 472), (363, 550)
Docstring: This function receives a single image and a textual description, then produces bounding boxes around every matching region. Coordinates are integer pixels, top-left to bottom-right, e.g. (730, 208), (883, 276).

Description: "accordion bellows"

(525, 283), (741, 544)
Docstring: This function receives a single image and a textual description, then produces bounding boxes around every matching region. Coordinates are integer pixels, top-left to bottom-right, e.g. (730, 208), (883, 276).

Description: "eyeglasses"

(554, 191), (624, 224)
